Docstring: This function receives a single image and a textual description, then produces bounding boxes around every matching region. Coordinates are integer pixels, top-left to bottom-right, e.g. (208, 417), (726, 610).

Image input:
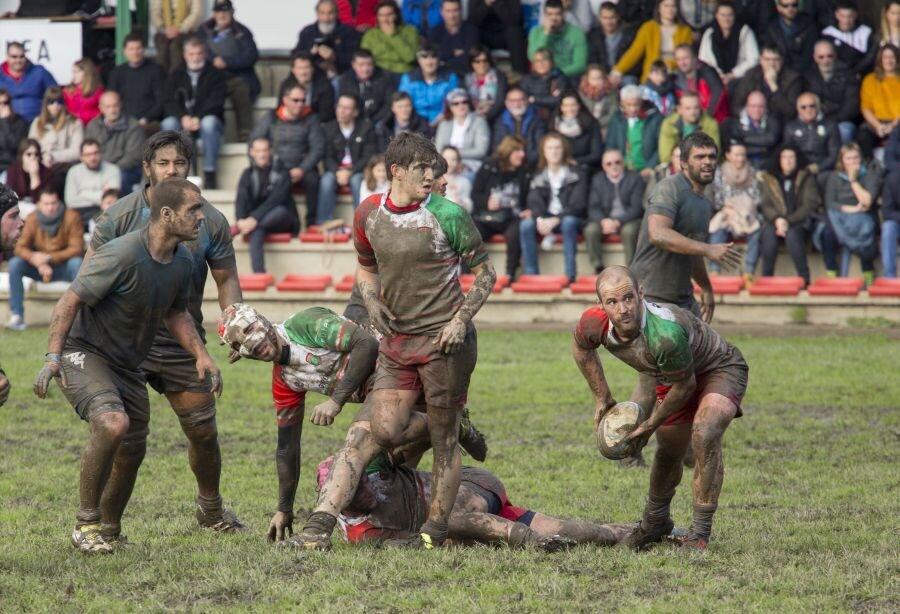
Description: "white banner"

(0, 20), (82, 84)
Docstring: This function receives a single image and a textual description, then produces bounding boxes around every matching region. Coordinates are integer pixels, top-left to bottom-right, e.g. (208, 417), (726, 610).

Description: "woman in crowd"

(63, 58), (104, 126)
(552, 92), (602, 176)
(471, 135), (530, 280)
(708, 140), (761, 281)
(464, 45), (508, 123)
(858, 44), (900, 159)
(577, 64), (617, 137)
(27, 86), (83, 185)
(520, 132), (587, 283)
(610, 0), (693, 84)
(879, 1), (900, 48)
(439, 146), (472, 212)
(758, 145), (821, 287)
(360, 0), (420, 76)
(697, 0), (759, 87)
(5, 139), (53, 204)
(358, 154), (389, 205)
(519, 47), (571, 122)
(823, 143), (881, 285)
(434, 88), (491, 177)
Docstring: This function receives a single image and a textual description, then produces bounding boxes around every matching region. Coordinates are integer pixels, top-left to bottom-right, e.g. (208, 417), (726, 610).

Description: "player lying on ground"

(572, 266), (749, 552)
(315, 444), (637, 550)
(218, 304), (486, 541)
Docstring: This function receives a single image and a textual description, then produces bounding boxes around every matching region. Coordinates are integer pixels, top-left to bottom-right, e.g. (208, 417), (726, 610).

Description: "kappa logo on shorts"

(64, 352), (86, 369)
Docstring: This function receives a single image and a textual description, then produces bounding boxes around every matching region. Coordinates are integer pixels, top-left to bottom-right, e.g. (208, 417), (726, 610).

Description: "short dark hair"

(291, 50), (315, 65)
(391, 91), (413, 104)
(280, 80), (306, 100)
(649, 59), (668, 72)
(680, 131), (718, 159)
(6, 41), (23, 53)
(834, 0), (857, 11)
(249, 135), (271, 149)
(434, 148), (450, 178)
(0, 182), (18, 219)
(183, 36), (205, 51)
(150, 177), (200, 221)
(35, 185), (60, 202)
(101, 188), (121, 201)
(352, 49), (374, 62)
(80, 138), (101, 153)
(337, 93), (360, 109)
(544, 0), (563, 10)
(760, 43), (782, 57)
(675, 43), (694, 56)
(374, 0), (403, 25)
(143, 130), (194, 167)
(123, 32), (144, 46)
(384, 132), (438, 181)
(724, 138), (746, 155)
(599, 2), (619, 14)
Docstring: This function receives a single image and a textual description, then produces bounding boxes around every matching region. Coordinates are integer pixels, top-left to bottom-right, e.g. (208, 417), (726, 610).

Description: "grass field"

(0, 326), (897, 612)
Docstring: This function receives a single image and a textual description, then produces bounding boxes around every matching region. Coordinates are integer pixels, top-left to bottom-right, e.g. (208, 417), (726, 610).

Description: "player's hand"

(699, 286), (715, 323)
(33, 360), (66, 398)
(0, 373), (10, 406)
(594, 397), (617, 433)
(366, 300), (396, 337)
(435, 316), (466, 354)
(624, 420), (655, 451)
(227, 348), (242, 364)
(311, 399), (342, 426)
(196, 356), (223, 397)
(267, 511), (294, 542)
(705, 242), (743, 270)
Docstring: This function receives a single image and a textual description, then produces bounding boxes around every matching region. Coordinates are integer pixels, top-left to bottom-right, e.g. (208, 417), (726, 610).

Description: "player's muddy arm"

(276, 419), (302, 514)
(210, 265), (243, 310)
(46, 289), (84, 354)
(356, 265), (394, 335)
(647, 214), (714, 257)
(691, 256), (713, 292)
(571, 340), (616, 414)
(454, 259), (497, 324)
(165, 308), (212, 361)
(329, 327), (379, 407)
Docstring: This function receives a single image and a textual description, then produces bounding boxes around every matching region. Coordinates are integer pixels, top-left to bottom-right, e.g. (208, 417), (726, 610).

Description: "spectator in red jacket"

(63, 59), (104, 126)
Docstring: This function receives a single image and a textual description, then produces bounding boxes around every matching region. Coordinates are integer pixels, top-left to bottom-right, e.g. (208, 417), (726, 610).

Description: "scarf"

(162, 0), (188, 29)
(711, 21), (742, 74)
(37, 206), (64, 237)
(555, 117), (583, 138)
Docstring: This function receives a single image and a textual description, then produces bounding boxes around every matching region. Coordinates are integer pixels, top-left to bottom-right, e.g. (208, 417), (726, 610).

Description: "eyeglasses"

(815, 54), (835, 59)
(778, 2), (798, 7)
(47, 99), (63, 105)
(7, 54), (24, 59)
(604, 160), (623, 166)
(472, 57), (489, 64)
(286, 97), (304, 103)
(450, 100), (468, 106)
(799, 104), (817, 109)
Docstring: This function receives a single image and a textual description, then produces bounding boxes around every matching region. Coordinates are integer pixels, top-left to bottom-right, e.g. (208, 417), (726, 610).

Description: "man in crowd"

(659, 92), (720, 165)
(283, 52), (336, 123)
(492, 86), (547, 168)
(85, 92), (145, 195)
(195, 0), (261, 143)
(6, 186), (83, 332)
(672, 44), (727, 122)
(0, 42), (56, 123)
(151, 0), (203, 74)
(721, 91), (782, 170)
(468, 0), (528, 75)
(375, 92), (431, 152)
(572, 266), (749, 552)
(731, 44), (803, 122)
(0, 184), (21, 406)
(605, 84), (662, 178)
(65, 139), (122, 228)
(294, 0), (361, 75)
(820, 0), (877, 76)
(336, 50), (394, 126)
(161, 38), (227, 190)
(234, 137), (299, 273)
(429, 0), (480, 75)
(33, 177), (222, 554)
(249, 83), (324, 228)
(527, 0), (588, 78)
(398, 45), (459, 128)
(107, 33), (168, 136)
(587, 2), (637, 78)
(88, 131), (245, 541)
(782, 92), (840, 175)
(804, 39), (860, 144)
(319, 94), (376, 221)
(761, 0), (818, 74)
(584, 149), (644, 272)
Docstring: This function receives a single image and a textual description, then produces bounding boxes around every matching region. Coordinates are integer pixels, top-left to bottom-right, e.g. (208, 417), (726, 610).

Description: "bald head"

(596, 265), (640, 298)
(596, 266), (643, 337)
(99, 90), (122, 123)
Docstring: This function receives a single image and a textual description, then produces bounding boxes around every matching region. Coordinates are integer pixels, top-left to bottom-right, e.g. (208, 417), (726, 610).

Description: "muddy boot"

(677, 533), (709, 553)
(71, 523), (113, 555)
(458, 408), (488, 462)
(100, 524), (133, 550)
(196, 496), (248, 533)
(279, 512), (335, 551)
(620, 517), (675, 552)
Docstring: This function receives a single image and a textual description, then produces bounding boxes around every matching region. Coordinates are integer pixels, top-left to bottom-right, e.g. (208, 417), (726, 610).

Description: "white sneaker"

(540, 235), (556, 251)
(6, 314), (25, 331)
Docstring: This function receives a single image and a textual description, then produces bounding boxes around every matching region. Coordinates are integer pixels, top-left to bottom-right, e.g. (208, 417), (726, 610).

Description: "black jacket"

(294, 22), (361, 74)
(803, 62), (860, 125)
(0, 113), (28, 171)
(106, 59), (167, 122)
(336, 67), (395, 124)
(519, 69), (571, 117)
(782, 117), (841, 172)
(721, 113), (782, 169)
(468, 0), (522, 27)
(248, 109), (325, 173)
(762, 14), (819, 74)
(560, 117), (603, 172)
(280, 69), (335, 123)
(374, 112), (431, 152)
(492, 106), (548, 168)
(471, 160), (530, 215)
(587, 169), (645, 223)
(163, 62), (227, 120)
(195, 18), (261, 98)
(525, 165), (588, 218)
(322, 118), (376, 174)
(587, 24), (638, 75)
(235, 161), (299, 232)
(821, 26), (877, 77)
(731, 65), (803, 121)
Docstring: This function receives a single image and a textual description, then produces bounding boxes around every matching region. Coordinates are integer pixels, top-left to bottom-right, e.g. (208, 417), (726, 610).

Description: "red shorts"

(656, 367), (748, 426)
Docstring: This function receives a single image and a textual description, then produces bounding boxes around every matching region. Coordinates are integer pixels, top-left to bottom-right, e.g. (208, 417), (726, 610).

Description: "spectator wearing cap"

(249, 82), (325, 228)
(0, 87), (28, 180)
(318, 94), (376, 223)
(281, 52), (336, 122)
(519, 47), (571, 123)
(492, 86), (548, 168)
(106, 33), (167, 135)
(804, 39), (859, 145)
(730, 44), (803, 121)
(858, 45), (900, 160)
(336, 49), (394, 125)
(761, 0), (817, 74)
(528, 0), (588, 78)
(195, 0), (261, 143)
(463, 46), (509, 123)
(64, 139), (121, 228)
(585, 148), (643, 270)
(150, 0), (204, 74)
(428, 0), (479, 75)
(468, 0), (528, 75)
(721, 90), (782, 170)
(587, 2), (638, 79)
(434, 88), (491, 176)
(161, 38), (227, 189)
(361, 0), (420, 76)
(658, 92), (720, 164)
(295, 0), (362, 75)
(0, 42), (57, 123)
(398, 45), (459, 127)
(374, 91), (431, 151)
(782, 92), (840, 176)
(551, 91), (602, 176)
(605, 84), (662, 177)
(697, 0), (759, 87)
(84, 91), (145, 195)
(672, 43), (729, 122)
(821, 1), (877, 77)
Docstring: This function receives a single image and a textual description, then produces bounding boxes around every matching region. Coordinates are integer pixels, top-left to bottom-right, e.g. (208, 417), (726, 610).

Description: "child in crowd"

(358, 155), (389, 205)
(641, 61), (676, 117)
(440, 146), (473, 212)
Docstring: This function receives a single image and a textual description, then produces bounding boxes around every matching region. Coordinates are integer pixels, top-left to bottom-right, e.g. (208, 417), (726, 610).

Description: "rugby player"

(0, 185), (22, 407)
(85, 131), (245, 536)
(33, 178), (223, 553)
(573, 266), (749, 552)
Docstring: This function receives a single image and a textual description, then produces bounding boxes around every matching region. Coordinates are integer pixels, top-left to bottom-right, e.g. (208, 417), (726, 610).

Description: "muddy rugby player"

(0, 185), (22, 406)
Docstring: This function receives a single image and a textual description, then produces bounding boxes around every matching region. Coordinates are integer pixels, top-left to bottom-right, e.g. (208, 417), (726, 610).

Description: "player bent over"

(572, 266), (749, 552)
(217, 304), (487, 541)
(316, 449), (636, 550)
(33, 178), (223, 554)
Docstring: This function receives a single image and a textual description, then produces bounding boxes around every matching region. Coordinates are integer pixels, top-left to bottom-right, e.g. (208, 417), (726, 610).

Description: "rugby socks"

(197, 494), (224, 516)
(420, 519), (449, 547)
(75, 507), (101, 528)
(304, 511), (337, 536)
(689, 503), (717, 542)
(642, 494), (673, 530)
(507, 523), (540, 548)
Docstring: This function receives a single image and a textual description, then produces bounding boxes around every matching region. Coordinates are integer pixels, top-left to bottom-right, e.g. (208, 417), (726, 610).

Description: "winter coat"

(0, 113), (28, 172)
(605, 106), (663, 170)
(374, 111), (431, 153)
(721, 111), (782, 170)
(0, 61), (57, 123)
(360, 25), (420, 75)
(84, 115), (145, 170)
(235, 161), (299, 232)
(196, 17), (262, 99)
(782, 118), (840, 172)
(106, 60), (167, 122)
(294, 22), (361, 74)
(280, 69), (336, 122)
(587, 170), (645, 223)
(398, 68), (459, 123)
(525, 165), (588, 219)
(658, 112), (721, 163)
(492, 106), (548, 168)
(803, 61), (860, 125)
(757, 169), (820, 225)
(337, 67), (394, 124)
(322, 118), (376, 174)
(163, 62), (227, 120)
(28, 115), (83, 165)
(434, 114), (491, 172)
(612, 20), (694, 82)
(587, 24), (638, 75)
(249, 109), (324, 173)
(63, 84), (104, 126)
(730, 65), (803, 121)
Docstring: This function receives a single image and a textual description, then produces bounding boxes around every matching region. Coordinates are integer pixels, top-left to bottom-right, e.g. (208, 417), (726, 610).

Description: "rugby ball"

(597, 401), (649, 460)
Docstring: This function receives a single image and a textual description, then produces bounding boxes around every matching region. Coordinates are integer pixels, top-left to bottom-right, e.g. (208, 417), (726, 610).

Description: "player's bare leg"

(420, 404), (463, 547)
(99, 435), (147, 544)
(685, 393), (737, 551)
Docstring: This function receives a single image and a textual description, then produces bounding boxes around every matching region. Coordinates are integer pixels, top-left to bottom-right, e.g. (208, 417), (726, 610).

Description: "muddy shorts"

(656, 365), (749, 426)
(371, 324), (477, 409)
(141, 344), (212, 395)
(59, 348), (151, 440)
(460, 467), (534, 526)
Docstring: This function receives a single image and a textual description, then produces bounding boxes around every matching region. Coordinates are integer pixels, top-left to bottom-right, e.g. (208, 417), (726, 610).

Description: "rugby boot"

(100, 527), (134, 550)
(383, 532), (442, 550)
(458, 408), (488, 462)
(278, 528), (333, 551)
(536, 534), (577, 553)
(621, 517), (675, 552)
(677, 534), (709, 553)
(196, 504), (249, 533)
(71, 523), (113, 555)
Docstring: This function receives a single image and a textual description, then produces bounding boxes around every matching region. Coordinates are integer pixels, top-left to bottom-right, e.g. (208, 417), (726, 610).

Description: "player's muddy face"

(398, 161), (434, 200)
(0, 206), (23, 251)
(684, 147), (717, 186)
(145, 145), (190, 185)
(169, 194), (205, 241)
(600, 281), (642, 338)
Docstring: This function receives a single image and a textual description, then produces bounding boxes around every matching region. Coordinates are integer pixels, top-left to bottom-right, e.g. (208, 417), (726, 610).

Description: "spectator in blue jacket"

(398, 44), (459, 127)
(429, 0), (479, 75)
(0, 42), (57, 123)
(402, 0), (443, 33)
(294, 0), (361, 75)
(195, 0), (261, 142)
(492, 86), (548, 169)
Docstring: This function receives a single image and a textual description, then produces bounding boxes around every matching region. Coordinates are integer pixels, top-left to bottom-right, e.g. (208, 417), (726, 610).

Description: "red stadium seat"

(334, 274), (356, 292)
(569, 275), (598, 294)
(511, 275), (568, 293)
(240, 232), (294, 243)
(238, 273), (274, 292)
(487, 234), (507, 244)
(604, 234), (622, 244)
(748, 276), (805, 296)
(459, 274), (510, 293)
(806, 277), (864, 296)
(299, 231), (351, 243)
(867, 278), (900, 296)
(275, 274), (333, 292)
(709, 276), (745, 295)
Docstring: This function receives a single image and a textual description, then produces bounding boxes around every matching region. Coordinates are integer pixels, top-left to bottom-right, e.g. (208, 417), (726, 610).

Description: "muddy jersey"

(574, 301), (746, 385)
(354, 191), (489, 335)
(68, 228), (193, 370)
(91, 186), (236, 348)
